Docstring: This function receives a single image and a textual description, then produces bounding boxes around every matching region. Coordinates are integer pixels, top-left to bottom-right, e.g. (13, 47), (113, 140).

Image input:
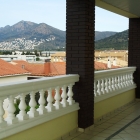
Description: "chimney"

(22, 65), (25, 69)
(113, 58), (116, 66)
(107, 59), (111, 69)
(44, 62), (50, 74)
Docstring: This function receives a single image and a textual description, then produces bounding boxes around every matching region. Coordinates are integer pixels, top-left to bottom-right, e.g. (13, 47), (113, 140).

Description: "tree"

(36, 57), (40, 61)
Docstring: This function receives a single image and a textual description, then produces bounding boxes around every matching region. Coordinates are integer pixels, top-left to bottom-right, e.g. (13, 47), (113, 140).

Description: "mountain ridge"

(0, 20), (126, 50)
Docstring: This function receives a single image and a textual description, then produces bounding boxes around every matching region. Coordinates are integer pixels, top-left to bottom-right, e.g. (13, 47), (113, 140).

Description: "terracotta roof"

(95, 61), (120, 70)
(13, 60), (66, 76)
(13, 60), (44, 75)
(12, 60), (120, 76)
(0, 59), (29, 76)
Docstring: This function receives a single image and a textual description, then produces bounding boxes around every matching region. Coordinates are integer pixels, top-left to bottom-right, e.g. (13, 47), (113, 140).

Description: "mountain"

(0, 21), (125, 50)
(95, 30), (128, 50)
(0, 20), (65, 41)
(95, 31), (117, 41)
(0, 20), (66, 50)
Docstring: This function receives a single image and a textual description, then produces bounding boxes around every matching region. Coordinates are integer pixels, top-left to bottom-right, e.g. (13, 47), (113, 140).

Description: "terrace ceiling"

(96, 0), (140, 18)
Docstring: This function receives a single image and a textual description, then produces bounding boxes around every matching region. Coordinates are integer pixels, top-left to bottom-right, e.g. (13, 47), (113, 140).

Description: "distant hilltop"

(0, 20), (128, 51)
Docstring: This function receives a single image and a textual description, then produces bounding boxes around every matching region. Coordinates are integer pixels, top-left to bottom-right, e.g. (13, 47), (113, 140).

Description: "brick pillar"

(129, 18), (140, 98)
(66, 0), (95, 128)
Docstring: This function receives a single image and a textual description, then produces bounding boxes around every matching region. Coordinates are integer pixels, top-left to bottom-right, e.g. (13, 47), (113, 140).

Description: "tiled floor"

(63, 100), (140, 140)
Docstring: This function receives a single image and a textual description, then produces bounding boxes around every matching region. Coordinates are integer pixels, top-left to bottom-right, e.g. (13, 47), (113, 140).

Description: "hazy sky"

(0, 0), (128, 32)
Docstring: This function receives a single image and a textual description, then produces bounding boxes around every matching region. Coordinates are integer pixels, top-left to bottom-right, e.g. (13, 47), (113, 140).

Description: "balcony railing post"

(67, 83), (75, 105)
(114, 76), (118, 89)
(112, 77), (115, 91)
(105, 78), (109, 93)
(97, 80), (101, 96)
(46, 88), (55, 112)
(17, 93), (29, 121)
(61, 85), (68, 107)
(54, 86), (62, 109)
(108, 77), (113, 92)
(101, 79), (105, 94)
(27, 91), (39, 118)
(94, 81), (97, 97)
(5, 95), (18, 124)
(37, 89), (47, 115)
(0, 99), (7, 128)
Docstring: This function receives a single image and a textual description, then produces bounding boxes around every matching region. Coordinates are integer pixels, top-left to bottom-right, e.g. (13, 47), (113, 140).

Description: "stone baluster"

(114, 76), (119, 89)
(111, 77), (115, 91)
(123, 74), (127, 87)
(0, 99), (7, 128)
(46, 88), (54, 112)
(97, 80), (101, 96)
(128, 73), (131, 85)
(94, 80), (97, 97)
(130, 72), (134, 85)
(101, 79), (105, 94)
(67, 83), (75, 105)
(17, 93), (29, 121)
(61, 85), (68, 107)
(54, 86), (62, 109)
(117, 75), (121, 89)
(27, 91), (39, 118)
(125, 74), (129, 87)
(37, 90), (47, 115)
(105, 78), (109, 93)
(120, 75), (124, 88)
(5, 96), (18, 124)
(108, 77), (112, 92)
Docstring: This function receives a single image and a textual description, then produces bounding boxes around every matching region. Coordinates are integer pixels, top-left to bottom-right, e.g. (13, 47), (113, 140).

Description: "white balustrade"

(0, 74), (79, 139)
(94, 67), (136, 103)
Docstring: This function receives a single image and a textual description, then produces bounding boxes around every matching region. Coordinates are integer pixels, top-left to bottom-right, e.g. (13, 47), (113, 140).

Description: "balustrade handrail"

(0, 74), (79, 98)
(95, 67), (136, 79)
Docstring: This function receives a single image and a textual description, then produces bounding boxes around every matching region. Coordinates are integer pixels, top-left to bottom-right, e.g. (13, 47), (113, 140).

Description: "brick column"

(66, 0), (95, 128)
(129, 18), (140, 98)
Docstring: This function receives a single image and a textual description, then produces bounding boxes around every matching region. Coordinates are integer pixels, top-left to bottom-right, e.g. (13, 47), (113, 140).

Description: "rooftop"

(12, 60), (66, 76)
(0, 59), (29, 76)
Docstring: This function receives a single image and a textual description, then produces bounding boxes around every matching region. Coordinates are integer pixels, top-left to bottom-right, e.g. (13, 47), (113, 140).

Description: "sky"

(0, 0), (128, 32)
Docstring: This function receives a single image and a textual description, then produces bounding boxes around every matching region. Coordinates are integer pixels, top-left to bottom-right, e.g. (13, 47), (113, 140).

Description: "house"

(11, 60), (66, 78)
(1, 0), (140, 140)
(0, 54), (36, 62)
(0, 59), (30, 84)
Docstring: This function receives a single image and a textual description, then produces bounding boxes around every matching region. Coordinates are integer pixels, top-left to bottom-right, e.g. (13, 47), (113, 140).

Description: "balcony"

(0, 67), (137, 140)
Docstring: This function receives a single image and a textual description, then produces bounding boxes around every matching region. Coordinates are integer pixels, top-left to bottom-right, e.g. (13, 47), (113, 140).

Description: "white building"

(0, 55), (36, 62)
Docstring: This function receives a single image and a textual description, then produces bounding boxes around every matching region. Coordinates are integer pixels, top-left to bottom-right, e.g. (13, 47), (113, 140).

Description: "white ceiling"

(96, 0), (140, 18)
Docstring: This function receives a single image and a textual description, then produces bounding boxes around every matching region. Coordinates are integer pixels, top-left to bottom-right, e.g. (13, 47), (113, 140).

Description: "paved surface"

(63, 100), (140, 140)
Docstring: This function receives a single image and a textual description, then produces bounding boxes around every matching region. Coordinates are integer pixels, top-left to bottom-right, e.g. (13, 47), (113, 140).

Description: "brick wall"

(66, 0), (95, 128)
(129, 18), (140, 98)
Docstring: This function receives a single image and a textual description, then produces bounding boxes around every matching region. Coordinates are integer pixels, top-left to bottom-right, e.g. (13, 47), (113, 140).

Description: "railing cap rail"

(95, 67), (136, 79)
(0, 74), (79, 98)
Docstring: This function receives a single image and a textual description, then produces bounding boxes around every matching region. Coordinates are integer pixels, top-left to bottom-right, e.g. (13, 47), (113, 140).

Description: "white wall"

(0, 75), (28, 84)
